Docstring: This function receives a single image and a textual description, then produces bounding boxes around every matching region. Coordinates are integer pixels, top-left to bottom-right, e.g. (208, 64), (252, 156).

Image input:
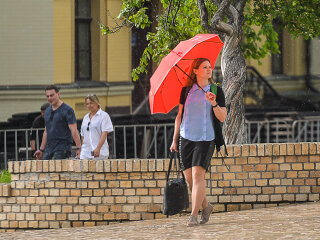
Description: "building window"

(75, 0), (92, 81)
(272, 19), (283, 75)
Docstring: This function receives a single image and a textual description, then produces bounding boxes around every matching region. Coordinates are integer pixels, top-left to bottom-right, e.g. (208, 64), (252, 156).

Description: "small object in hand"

(91, 151), (94, 156)
(208, 92), (216, 100)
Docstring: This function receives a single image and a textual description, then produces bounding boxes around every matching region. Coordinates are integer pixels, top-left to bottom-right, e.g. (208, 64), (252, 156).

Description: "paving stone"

(0, 202), (320, 239)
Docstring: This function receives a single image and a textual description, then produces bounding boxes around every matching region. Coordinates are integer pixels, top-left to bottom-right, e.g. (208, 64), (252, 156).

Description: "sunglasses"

(87, 121), (91, 131)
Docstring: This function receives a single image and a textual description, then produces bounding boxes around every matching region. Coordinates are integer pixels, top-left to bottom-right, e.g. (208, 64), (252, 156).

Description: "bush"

(0, 169), (11, 183)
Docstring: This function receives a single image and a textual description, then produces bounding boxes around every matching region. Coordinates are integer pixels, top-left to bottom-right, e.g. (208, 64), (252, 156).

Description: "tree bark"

(198, 0), (248, 144)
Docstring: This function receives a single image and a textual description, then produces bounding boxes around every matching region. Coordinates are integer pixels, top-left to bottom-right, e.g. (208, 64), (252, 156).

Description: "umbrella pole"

(174, 64), (207, 93)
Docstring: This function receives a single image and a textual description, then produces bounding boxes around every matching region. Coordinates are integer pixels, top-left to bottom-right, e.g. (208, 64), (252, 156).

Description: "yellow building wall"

(106, 0), (131, 82)
(283, 31), (306, 76)
(53, 0), (74, 84)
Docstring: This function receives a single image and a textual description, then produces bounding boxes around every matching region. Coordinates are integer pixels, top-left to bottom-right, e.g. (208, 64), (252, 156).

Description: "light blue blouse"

(180, 83), (215, 141)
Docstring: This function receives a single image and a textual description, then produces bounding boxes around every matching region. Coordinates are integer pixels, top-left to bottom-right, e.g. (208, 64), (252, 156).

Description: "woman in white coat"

(80, 94), (113, 159)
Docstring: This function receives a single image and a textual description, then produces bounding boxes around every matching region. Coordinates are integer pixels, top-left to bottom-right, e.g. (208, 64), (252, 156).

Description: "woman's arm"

(93, 131), (108, 157)
(205, 92), (227, 122)
(170, 104), (183, 152)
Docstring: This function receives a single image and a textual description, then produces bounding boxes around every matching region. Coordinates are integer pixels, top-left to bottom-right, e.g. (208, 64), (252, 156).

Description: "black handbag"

(163, 152), (189, 216)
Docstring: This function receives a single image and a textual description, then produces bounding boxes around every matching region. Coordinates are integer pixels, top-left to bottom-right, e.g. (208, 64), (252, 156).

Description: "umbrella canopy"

(149, 34), (224, 114)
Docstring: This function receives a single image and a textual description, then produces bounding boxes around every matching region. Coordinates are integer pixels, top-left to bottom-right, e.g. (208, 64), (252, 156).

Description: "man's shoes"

(200, 203), (213, 224)
(187, 215), (199, 227)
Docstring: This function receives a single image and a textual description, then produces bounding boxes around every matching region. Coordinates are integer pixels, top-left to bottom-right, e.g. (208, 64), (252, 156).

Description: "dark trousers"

(43, 150), (71, 160)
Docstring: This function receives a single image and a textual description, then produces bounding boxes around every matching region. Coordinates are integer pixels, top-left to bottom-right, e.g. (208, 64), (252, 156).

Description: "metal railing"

(292, 119), (320, 142)
(246, 120), (292, 143)
(1, 119), (320, 168)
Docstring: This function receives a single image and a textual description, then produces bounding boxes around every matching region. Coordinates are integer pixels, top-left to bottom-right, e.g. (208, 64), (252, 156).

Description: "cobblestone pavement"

(1, 202), (320, 240)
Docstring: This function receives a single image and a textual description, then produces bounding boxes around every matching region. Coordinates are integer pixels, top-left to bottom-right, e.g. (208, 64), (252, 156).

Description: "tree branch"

(211, 0), (233, 36)
(235, 0), (247, 13)
(197, 0), (215, 32)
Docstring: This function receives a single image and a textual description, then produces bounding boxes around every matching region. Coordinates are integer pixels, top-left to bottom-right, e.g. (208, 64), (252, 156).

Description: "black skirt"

(179, 136), (215, 171)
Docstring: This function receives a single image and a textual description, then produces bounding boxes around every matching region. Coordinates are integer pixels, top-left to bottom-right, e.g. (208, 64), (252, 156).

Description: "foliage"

(0, 169), (11, 183)
(103, 0), (320, 81)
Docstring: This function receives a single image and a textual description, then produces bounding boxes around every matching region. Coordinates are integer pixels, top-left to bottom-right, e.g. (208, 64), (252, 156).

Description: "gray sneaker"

(187, 215), (199, 227)
(200, 203), (213, 224)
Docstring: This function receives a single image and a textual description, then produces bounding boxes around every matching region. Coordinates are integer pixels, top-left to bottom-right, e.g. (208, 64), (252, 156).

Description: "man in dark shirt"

(34, 85), (81, 160)
(30, 102), (50, 155)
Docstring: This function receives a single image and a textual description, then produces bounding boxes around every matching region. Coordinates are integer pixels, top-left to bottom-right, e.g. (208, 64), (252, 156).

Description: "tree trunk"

(198, 0), (248, 144)
(221, 29), (247, 144)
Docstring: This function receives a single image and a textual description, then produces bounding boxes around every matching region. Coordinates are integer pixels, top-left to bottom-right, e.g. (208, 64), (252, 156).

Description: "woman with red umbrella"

(170, 58), (227, 227)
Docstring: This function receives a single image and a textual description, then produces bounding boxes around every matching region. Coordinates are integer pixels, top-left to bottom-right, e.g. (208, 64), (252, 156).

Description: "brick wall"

(0, 142), (320, 231)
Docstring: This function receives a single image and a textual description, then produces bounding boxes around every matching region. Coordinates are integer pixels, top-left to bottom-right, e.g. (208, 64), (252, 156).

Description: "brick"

(103, 213), (115, 220)
(287, 171), (297, 178)
(287, 186), (298, 193)
(297, 156), (309, 163)
(38, 221), (49, 228)
(57, 213), (67, 221)
(26, 213), (35, 220)
(72, 222), (83, 227)
(304, 163), (314, 170)
(275, 186), (286, 194)
(231, 195), (244, 202)
(294, 143), (302, 155)
(242, 145), (250, 156)
(13, 161), (20, 173)
(227, 204), (240, 211)
(73, 160), (81, 172)
(267, 164), (279, 171)
(91, 213), (103, 221)
(73, 205), (84, 213)
(149, 188), (161, 195)
(149, 159), (156, 171)
(67, 197), (78, 204)
(243, 165), (254, 172)
(249, 145), (257, 156)
(270, 195), (282, 201)
(118, 160), (126, 172)
(129, 213), (141, 220)
(46, 213), (56, 221)
(248, 172), (261, 179)
(117, 173), (129, 180)
(91, 197), (102, 204)
(309, 143), (317, 154)
(28, 221), (39, 228)
(62, 206), (73, 213)
(85, 206), (97, 212)
(233, 145), (241, 157)
(115, 196), (127, 203)
(269, 179), (280, 185)
(310, 155), (320, 162)
(236, 157), (247, 165)
(301, 143), (309, 155)
(255, 164), (266, 171)
(299, 186), (311, 193)
(272, 144), (280, 156)
(103, 160), (111, 172)
(296, 194), (308, 201)
(127, 196), (139, 203)
(88, 181), (99, 188)
(287, 144), (294, 155)
(262, 187), (274, 194)
(19, 161), (26, 173)
(111, 160), (118, 172)
(132, 160), (141, 171)
(93, 189), (105, 196)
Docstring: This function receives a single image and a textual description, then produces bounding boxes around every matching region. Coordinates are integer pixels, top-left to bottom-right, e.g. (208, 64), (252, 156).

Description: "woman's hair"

(85, 94), (100, 106)
(185, 58), (214, 87)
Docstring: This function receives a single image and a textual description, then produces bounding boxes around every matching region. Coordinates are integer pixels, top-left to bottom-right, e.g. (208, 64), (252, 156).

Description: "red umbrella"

(149, 34), (224, 114)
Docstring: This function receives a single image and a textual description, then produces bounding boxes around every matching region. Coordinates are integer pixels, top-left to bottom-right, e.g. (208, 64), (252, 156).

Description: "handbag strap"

(166, 151), (185, 182)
